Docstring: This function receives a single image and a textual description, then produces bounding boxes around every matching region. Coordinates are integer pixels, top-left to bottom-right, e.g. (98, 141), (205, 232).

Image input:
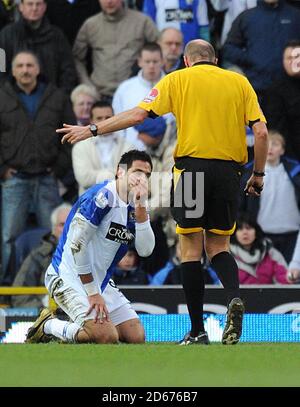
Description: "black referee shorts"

(170, 157), (242, 235)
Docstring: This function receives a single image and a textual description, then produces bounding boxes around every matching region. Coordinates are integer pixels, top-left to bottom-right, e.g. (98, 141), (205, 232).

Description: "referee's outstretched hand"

(56, 124), (91, 144)
(244, 174), (264, 197)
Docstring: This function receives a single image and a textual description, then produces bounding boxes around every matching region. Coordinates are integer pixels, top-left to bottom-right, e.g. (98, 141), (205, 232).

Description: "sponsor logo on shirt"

(165, 8), (194, 23)
(106, 222), (134, 245)
(143, 88), (159, 103)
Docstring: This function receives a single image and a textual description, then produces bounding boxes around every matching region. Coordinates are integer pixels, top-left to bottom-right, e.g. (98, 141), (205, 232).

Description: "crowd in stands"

(0, 0), (300, 307)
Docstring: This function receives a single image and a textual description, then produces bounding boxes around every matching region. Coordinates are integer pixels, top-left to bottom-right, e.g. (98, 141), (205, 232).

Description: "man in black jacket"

(0, 0), (77, 94)
(0, 50), (76, 285)
(262, 40), (300, 160)
(46, 0), (101, 46)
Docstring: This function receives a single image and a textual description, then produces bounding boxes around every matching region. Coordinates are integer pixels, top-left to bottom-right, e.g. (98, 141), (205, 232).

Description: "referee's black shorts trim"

(175, 224), (236, 235)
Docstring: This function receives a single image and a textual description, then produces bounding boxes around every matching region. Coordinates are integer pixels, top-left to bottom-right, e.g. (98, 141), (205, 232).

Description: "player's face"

(127, 160), (152, 192)
(12, 53), (40, 87)
(19, 0), (47, 22)
(235, 224), (256, 248)
(138, 50), (163, 82)
(99, 0), (123, 15)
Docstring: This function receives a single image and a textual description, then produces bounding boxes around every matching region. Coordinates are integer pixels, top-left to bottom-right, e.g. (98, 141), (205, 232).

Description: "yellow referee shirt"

(138, 62), (266, 165)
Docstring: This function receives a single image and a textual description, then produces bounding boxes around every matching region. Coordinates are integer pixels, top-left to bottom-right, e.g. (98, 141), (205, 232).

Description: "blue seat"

(1, 228), (50, 286)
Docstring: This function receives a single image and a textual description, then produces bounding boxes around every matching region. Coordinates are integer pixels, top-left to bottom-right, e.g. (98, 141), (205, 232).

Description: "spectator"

(149, 239), (220, 284)
(71, 84), (98, 126)
(72, 0), (159, 101)
(126, 0), (144, 10)
(210, 0), (256, 46)
(261, 40), (300, 160)
(148, 238), (181, 285)
(158, 27), (185, 73)
(0, 0), (78, 94)
(240, 130), (300, 263)
(11, 203), (72, 308)
(0, 51), (76, 285)
(143, 0), (210, 45)
(72, 101), (134, 195)
(230, 213), (290, 284)
(222, 0), (300, 97)
(288, 230), (300, 283)
(46, 0), (101, 46)
(0, 0), (17, 31)
(113, 42), (174, 149)
(112, 246), (147, 285)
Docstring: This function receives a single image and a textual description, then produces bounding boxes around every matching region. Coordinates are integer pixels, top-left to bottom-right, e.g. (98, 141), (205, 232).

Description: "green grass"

(0, 343), (300, 387)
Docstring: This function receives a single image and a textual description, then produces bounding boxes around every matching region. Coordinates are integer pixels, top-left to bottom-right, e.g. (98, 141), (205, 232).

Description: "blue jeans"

(1, 174), (61, 283)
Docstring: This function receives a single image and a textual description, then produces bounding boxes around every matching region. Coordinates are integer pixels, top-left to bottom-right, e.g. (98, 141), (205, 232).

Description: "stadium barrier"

(1, 285), (300, 343)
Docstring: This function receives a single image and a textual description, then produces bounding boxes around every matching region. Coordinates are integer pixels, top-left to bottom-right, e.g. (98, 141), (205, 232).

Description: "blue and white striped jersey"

(143, 0), (209, 45)
(51, 180), (136, 294)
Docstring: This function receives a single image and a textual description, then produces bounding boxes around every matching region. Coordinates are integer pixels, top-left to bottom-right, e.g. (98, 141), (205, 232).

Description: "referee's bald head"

(184, 40), (216, 65)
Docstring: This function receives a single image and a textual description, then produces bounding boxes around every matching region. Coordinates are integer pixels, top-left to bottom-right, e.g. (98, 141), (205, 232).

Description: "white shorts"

(45, 265), (139, 327)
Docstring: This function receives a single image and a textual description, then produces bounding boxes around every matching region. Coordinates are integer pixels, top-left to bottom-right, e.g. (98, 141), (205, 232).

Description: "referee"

(57, 40), (269, 346)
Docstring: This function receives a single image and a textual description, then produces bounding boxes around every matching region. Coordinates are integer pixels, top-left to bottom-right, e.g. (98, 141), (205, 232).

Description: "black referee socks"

(181, 261), (205, 337)
(211, 251), (240, 305)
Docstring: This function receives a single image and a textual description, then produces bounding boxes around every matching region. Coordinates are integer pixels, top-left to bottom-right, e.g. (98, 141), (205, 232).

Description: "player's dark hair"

(118, 150), (153, 172)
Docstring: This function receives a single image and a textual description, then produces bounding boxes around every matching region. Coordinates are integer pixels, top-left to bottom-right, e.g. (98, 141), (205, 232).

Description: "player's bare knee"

(82, 320), (119, 344)
(128, 330), (145, 344)
(117, 319), (145, 344)
(94, 327), (119, 344)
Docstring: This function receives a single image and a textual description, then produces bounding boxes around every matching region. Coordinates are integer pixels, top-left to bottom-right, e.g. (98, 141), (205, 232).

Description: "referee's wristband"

(83, 281), (98, 297)
(253, 171), (265, 177)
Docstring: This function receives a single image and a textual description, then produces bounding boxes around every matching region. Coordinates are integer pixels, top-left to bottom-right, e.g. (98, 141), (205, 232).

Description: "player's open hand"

(86, 293), (110, 324)
(56, 124), (91, 144)
(244, 174), (264, 197)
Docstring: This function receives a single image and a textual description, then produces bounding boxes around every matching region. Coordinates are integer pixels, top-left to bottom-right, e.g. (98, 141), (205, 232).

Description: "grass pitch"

(0, 343), (300, 387)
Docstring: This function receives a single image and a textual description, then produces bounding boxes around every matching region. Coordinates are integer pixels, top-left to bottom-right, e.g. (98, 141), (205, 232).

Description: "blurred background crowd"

(0, 0), (300, 308)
